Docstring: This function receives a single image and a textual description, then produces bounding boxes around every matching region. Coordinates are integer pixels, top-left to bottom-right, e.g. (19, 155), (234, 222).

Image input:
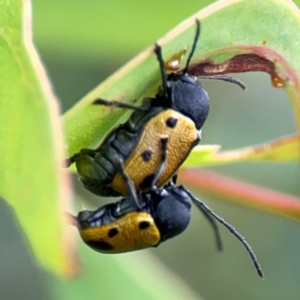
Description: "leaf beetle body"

(74, 179), (264, 279)
(66, 20), (245, 199)
(76, 182), (192, 253)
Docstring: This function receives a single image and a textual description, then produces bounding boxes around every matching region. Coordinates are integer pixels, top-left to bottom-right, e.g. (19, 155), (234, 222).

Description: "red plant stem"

(179, 169), (300, 221)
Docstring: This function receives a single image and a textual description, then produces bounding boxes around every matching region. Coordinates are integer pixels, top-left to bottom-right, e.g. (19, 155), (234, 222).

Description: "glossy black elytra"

(66, 20), (246, 203)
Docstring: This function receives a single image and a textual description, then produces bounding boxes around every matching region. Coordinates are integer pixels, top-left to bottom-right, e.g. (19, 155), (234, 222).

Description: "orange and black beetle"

(66, 20), (245, 200)
(74, 178), (263, 278)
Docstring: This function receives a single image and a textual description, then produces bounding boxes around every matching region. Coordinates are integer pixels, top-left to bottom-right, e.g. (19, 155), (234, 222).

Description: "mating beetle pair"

(66, 19), (245, 202)
(67, 20), (263, 278)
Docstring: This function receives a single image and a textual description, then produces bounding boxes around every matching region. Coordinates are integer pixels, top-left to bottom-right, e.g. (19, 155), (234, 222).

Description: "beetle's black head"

(167, 73), (209, 130)
(154, 19), (209, 130)
(151, 185), (192, 242)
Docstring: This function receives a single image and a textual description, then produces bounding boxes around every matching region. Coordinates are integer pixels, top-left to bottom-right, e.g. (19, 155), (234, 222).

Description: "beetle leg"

(150, 137), (168, 190)
(64, 148), (98, 167)
(93, 98), (147, 111)
(171, 174), (178, 185)
(113, 157), (142, 210)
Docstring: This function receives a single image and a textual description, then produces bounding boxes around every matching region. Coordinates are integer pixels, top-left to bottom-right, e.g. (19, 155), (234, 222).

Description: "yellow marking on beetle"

(111, 109), (198, 194)
(80, 212), (161, 253)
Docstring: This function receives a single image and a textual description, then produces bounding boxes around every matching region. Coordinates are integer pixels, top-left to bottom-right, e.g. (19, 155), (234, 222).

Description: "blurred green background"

(1, 0), (300, 299)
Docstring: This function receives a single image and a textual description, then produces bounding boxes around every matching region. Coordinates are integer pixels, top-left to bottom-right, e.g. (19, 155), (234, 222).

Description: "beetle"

(66, 19), (246, 201)
(72, 172), (263, 279)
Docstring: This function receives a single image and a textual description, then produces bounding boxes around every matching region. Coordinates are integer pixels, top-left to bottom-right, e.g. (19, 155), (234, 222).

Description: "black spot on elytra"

(86, 240), (114, 251)
(141, 150), (152, 162)
(139, 221), (150, 229)
(166, 117), (178, 128)
(108, 228), (119, 237)
(139, 174), (155, 189)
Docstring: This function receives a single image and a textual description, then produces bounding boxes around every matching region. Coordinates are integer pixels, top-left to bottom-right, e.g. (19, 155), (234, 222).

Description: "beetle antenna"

(154, 44), (168, 98)
(195, 205), (223, 251)
(182, 19), (200, 74)
(198, 75), (247, 90)
(184, 188), (264, 279)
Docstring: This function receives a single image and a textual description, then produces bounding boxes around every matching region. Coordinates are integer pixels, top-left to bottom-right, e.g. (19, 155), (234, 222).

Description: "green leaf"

(0, 0), (74, 275)
(63, 0), (300, 165)
(33, 1), (214, 61)
(54, 244), (203, 300)
(183, 135), (300, 167)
